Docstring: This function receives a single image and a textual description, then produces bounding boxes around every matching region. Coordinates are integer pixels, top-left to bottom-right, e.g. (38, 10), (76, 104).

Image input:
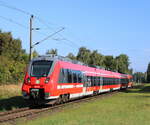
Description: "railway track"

(0, 91), (119, 123)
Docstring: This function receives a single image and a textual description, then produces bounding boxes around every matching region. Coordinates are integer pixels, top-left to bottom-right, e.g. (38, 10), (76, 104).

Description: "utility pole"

(29, 15), (33, 61)
(28, 14), (64, 61)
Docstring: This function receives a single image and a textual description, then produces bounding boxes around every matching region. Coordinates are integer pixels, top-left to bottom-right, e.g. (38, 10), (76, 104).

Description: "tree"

(66, 53), (76, 60)
(147, 63), (150, 83)
(76, 47), (91, 65)
(32, 50), (39, 58)
(104, 55), (116, 71)
(0, 31), (24, 61)
(0, 30), (27, 85)
(133, 72), (146, 83)
(46, 49), (58, 56)
(89, 50), (104, 67)
(115, 54), (130, 73)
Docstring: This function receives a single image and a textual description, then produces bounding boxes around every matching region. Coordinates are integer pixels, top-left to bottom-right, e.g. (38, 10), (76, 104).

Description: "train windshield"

(30, 60), (53, 77)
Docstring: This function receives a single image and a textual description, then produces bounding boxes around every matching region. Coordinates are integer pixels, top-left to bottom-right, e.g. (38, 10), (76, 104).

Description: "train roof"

(32, 54), (131, 78)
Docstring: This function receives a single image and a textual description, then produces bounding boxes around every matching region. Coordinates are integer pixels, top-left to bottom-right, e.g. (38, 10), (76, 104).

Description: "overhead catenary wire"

(0, 0), (81, 49)
(0, 15), (28, 29)
(0, 0), (62, 28)
(0, 15), (78, 49)
(32, 27), (65, 48)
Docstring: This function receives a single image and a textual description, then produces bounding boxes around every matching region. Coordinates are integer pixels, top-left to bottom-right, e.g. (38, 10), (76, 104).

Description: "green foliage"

(115, 54), (130, 73)
(89, 50), (104, 66)
(76, 47), (131, 74)
(76, 47), (91, 64)
(32, 50), (39, 58)
(0, 30), (28, 85)
(133, 72), (147, 83)
(104, 55), (116, 71)
(46, 49), (58, 55)
(66, 53), (76, 60)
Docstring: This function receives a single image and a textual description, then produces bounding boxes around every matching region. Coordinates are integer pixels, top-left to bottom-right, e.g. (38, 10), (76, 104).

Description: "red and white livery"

(22, 55), (133, 104)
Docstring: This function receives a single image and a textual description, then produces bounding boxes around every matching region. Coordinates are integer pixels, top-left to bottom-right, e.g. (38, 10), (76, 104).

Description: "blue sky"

(0, 0), (149, 72)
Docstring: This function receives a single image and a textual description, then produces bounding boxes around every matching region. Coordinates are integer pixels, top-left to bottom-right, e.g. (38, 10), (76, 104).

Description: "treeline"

(0, 30), (149, 85)
(46, 48), (132, 74)
(134, 63), (150, 83)
(0, 30), (28, 85)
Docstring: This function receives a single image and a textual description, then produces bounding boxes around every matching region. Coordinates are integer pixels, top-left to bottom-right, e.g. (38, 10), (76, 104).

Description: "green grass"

(16, 84), (150, 125)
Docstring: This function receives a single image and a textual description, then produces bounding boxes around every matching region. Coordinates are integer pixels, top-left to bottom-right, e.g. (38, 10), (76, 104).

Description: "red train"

(22, 55), (133, 104)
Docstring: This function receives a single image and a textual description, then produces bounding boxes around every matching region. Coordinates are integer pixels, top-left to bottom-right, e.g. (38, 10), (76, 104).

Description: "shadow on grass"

(124, 84), (150, 94)
(0, 96), (28, 111)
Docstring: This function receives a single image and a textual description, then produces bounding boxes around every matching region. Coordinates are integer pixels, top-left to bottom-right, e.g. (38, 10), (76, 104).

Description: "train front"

(22, 57), (56, 104)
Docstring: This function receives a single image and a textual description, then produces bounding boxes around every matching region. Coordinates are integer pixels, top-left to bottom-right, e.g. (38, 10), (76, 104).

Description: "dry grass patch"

(0, 84), (22, 99)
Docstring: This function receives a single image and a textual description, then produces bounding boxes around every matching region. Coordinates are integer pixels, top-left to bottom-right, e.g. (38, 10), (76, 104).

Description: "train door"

(99, 77), (103, 93)
(83, 75), (90, 96)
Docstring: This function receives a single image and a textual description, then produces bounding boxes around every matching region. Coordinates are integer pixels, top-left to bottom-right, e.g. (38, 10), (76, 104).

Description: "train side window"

(58, 68), (64, 83)
(67, 69), (72, 83)
(58, 68), (68, 83)
(72, 70), (77, 83)
(87, 76), (91, 87)
(91, 76), (94, 86)
(90, 76), (93, 86)
(106, 78), (108, 85)
(97, 77), (100, 86)
(78, 71), (82, 83)
(63, 69), (68, 83)
(95, 77), (98, 86)
(103, 77), (105, 85)
(83, 75), (87, 87)
(93, 77), (95, 86)
(93, 76), (96, 86)
(115, 79), (117, 84)
(76, 70), (79, 83)
(107, 78), (109, 85)
(103, 77), (106, 85)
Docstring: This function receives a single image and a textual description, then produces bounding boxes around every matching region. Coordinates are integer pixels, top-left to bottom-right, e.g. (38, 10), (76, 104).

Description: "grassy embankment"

(16, 84), (150, 125)
(0, 84), (27, 112)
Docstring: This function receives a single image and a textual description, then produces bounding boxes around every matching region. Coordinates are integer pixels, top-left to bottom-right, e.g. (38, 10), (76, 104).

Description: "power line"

(0, 15), (51, 37)
(0, 0), (61, 28)
(32, 27), (65, 48)
(0, 15), (28, 29)
(0, 0), (81, 49)
(0, 0), (30, 15)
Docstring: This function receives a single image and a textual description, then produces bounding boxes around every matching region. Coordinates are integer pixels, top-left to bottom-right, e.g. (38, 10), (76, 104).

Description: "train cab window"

(31, 60), (53, 77)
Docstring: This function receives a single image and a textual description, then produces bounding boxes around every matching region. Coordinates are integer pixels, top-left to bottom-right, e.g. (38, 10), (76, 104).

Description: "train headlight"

(45, 78), (50, 84)
(27, 77), (31, 84)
